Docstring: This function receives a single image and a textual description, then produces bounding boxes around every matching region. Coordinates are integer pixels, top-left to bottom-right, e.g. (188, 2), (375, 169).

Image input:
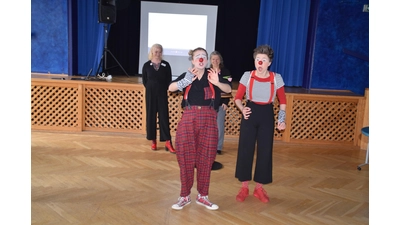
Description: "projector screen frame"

(139, 1), (218, 76)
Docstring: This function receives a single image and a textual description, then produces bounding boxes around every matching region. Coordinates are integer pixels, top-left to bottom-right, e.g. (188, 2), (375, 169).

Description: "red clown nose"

(258, 61), (263, 65)
(199, 58), (204, 62)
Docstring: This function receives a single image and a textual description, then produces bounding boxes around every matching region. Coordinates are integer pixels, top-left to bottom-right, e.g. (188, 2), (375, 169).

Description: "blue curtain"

(257, 0), (311, 87)
(76, 0), (106, 76)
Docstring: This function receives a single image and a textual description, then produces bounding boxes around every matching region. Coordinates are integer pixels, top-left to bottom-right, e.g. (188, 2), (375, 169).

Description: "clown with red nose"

(185, 51), (220, 86)
(233, 45), (287, 204)
(255, 57), (271, 74)
(168, 47), (232, 211)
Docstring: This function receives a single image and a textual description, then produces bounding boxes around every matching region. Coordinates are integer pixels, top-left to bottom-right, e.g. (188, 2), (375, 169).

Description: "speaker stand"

(96, 24), (130, 77)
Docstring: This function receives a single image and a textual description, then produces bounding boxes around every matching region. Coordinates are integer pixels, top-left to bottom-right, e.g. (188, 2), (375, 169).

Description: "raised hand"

(207, 68), (219, 85)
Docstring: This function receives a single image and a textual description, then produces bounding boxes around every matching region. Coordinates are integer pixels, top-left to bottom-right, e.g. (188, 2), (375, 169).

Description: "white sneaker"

(171, 196), (191, 210)
(196, 194), (219, 210)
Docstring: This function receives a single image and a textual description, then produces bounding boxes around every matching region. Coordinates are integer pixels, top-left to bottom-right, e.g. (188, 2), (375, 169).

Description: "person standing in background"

(210, 51), (232, 155)
(234, 44), (287, 203)
(142, 43), (175, 153)
(168, 47), (232, 210)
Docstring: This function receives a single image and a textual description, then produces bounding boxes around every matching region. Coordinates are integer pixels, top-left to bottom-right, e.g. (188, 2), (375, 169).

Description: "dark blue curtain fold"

(76, 0), (105, 76)
(257, 0), (311, 87)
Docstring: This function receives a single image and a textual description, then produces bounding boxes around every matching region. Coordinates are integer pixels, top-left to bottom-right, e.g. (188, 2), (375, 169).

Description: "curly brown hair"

(253, 45), (274, 62)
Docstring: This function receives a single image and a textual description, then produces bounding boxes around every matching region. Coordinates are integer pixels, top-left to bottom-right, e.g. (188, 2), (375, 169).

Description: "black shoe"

(217, 150), (222, 155)
(211, 161), (223, 170)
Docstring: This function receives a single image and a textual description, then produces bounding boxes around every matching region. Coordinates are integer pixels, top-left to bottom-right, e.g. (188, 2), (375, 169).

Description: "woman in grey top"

(234, 44), (287, 203)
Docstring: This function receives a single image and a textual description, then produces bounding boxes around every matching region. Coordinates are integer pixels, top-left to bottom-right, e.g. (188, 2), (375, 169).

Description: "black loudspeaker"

(98, 0), (116, 24)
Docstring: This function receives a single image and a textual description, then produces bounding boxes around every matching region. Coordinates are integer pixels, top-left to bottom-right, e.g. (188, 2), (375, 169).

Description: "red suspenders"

(184, 81), (215, 108)
(184, 82), (215, 100)
(249, 70), (275, 104)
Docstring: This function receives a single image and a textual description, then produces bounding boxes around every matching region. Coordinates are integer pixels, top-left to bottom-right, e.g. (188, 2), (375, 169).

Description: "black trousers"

(235, 101), (275, 184)
(145, 88), (171, 141)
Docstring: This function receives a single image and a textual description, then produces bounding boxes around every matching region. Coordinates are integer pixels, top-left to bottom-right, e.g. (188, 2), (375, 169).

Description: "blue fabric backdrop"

(31, 0), (68, 74)
(311, 0), (369, 95)
(77, 0), (106, 76)
(257, 0), (311, 87)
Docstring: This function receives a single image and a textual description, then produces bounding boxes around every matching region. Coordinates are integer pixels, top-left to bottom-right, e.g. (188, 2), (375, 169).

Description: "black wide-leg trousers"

(235, 101), (275, 184)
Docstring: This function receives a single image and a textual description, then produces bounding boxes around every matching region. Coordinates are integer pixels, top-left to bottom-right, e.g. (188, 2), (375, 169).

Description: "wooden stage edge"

(31, 73), (362, 96)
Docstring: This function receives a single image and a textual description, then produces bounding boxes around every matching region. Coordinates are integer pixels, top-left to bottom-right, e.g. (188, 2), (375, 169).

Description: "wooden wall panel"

(31, 77), (367, 147)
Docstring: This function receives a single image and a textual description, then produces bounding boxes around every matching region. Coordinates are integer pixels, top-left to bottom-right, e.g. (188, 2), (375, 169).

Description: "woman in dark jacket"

(142, 43), (175, 153)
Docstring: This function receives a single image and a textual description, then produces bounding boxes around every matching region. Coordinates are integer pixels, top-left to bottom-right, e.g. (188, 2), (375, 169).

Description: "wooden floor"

(31, 130), (369, 225)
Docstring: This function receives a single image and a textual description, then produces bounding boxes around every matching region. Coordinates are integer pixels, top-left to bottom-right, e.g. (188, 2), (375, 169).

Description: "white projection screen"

(139, 1), (218, 76)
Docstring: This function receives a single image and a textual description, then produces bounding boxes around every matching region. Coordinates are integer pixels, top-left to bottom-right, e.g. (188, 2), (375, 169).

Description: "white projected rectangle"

(148, 13), (207, 56)
(139, 1), (218, 76)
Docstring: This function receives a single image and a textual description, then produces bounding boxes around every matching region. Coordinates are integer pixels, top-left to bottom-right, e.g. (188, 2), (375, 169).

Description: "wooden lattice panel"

(224, 97), (242, 136)
(290, 99), (358, 142)
(224, 96), (283, 139)
(31, 85), (79, 128)
(31, 77), (366, 146)
(84, 87), (144, 131)
(168, 91), (283, 139)
(168, 92), (184, 134)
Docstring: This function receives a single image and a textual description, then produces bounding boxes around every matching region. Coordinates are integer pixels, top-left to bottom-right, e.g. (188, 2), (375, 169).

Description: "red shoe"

(253, 187), (269, 203)
(165, 140), (176, 154)
(151, 140), (157, 150)
(236, 187), (249, 202)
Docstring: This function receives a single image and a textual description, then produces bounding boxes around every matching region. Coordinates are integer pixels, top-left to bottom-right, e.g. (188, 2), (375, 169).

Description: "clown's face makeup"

(192, 51), (208, 69)
(254, 54), (271, 72)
